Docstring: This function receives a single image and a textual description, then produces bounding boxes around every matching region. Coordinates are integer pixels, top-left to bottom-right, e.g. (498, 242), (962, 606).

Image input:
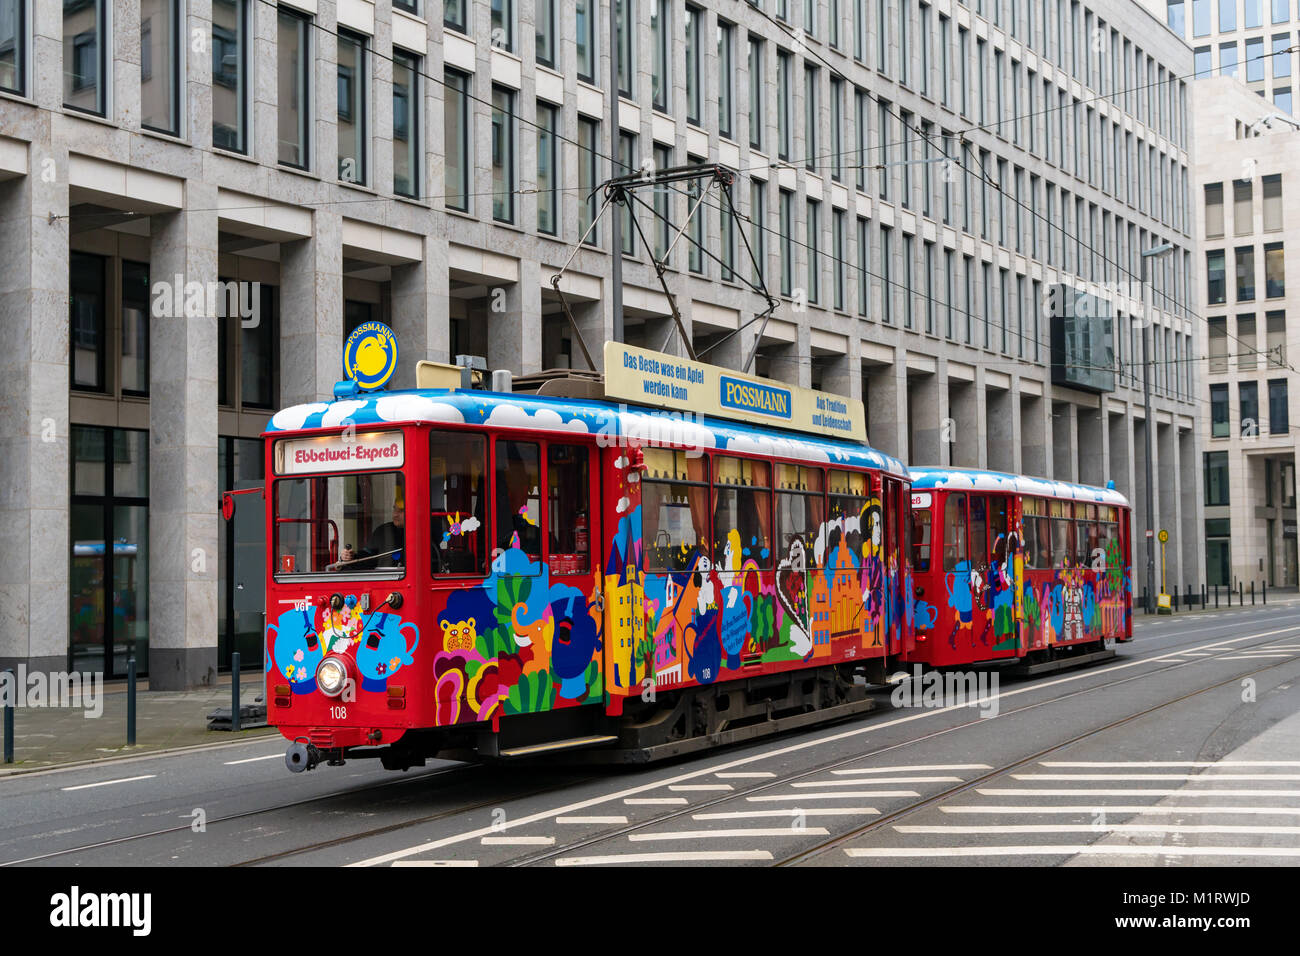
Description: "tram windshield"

(275, 471), (406, 575)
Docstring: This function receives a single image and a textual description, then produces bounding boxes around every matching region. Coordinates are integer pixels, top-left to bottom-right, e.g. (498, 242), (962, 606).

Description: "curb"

(0, 727), (280, 779)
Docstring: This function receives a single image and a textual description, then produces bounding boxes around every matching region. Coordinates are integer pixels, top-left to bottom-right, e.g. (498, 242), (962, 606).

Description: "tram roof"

(908, 467), (1130, 507)
(264, 388), (910, 478)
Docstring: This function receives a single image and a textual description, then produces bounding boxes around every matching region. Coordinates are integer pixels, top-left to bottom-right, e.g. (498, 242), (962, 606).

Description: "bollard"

(231, 651), (241, 733)
(3, 667), (13, 764)
(1252, 581), (1256, 606)
(1239, 581), (1244, 606)
(1202, 583), (1207, 608)
(1215, 584), (1220, 608)
(127, 655), (136, 747)
(1264, 580), (1268, 605)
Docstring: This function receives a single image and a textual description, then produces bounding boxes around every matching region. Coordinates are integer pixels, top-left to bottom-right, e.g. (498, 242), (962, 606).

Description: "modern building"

(1192, 75), (1299, 590)
(1157, 0), (1300, 113)
(0, 0), (1201, 688)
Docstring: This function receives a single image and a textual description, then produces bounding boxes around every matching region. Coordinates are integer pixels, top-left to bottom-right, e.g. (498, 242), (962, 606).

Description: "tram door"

(984, 494), (1018, 655)
(882, 477), (905, 653)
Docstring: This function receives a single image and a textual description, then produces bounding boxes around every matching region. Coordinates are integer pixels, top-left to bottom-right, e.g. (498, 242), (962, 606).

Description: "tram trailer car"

(906, 468), (1133, 670)
(254, 388), (915, 772)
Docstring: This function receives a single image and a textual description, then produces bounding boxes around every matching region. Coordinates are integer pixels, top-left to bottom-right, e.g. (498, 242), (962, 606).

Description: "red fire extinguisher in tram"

(575, 513), (588, 554)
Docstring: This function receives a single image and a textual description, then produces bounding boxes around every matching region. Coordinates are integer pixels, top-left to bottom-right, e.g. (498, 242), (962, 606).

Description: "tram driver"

(337, 485), (405, 570)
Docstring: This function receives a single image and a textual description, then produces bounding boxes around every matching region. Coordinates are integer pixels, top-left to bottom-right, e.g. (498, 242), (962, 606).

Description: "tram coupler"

(285, 740), (321, 773)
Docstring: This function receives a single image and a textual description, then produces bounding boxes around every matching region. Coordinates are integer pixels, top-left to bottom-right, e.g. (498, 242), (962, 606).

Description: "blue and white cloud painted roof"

(908, 467), (1130, 507)
(266, 388), (911, 478)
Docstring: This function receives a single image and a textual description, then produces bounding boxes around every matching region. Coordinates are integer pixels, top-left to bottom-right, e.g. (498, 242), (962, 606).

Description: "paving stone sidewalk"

(0, 675), (275, 775)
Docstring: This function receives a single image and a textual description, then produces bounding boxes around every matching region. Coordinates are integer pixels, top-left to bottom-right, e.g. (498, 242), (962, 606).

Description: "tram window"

(911, 507), (931, 572)
(828, 469), (869, 523)
(430, 432), (485, 575)
(777, 490), (826, 569)
(1078, 519), (1101, 567)
(713, 457), (772, 570)
(1099, 521), (1119, 566)
(643, 448), (709, 572)
(1050, 517), (1073, 566)
(776, 464), (824, 568)
(970, 495), (988, 563)
(988, 496), (1008, 565)
(275, 471), (406, 575)
(942, 493), (968, 572)
(547, 444), (590, 573)
(495, 440), (542, 560)
(1021, 514), (1038, 569)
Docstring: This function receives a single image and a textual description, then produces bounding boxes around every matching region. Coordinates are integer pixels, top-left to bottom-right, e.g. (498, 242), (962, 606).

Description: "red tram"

(248, 369), (914, 771)
(906, 468), (1133, 669)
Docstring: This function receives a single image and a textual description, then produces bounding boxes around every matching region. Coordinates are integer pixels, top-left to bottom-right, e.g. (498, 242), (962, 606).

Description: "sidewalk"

(0, 674), (276, 776)
(1133, 588), (1300, 623)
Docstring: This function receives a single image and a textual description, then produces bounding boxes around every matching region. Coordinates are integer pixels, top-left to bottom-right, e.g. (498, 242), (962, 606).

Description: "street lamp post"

(1140, 243), (1174, 613)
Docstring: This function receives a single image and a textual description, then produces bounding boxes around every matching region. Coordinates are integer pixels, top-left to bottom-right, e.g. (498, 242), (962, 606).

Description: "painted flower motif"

(376, 661), (387, 675)
(293, 649), (304, 663)
(389, 656), (402, 672)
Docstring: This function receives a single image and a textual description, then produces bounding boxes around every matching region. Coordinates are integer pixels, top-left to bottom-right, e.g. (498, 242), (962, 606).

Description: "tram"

(906, 468), (1133, 670)
(243, 341), (915, 771)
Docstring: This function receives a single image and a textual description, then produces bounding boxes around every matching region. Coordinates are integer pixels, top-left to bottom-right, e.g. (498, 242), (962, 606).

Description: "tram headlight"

(317, 656), (349, 698)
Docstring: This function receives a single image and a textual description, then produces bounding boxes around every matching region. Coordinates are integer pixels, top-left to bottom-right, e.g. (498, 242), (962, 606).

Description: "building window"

(536, 0), (556, 67)
(576, 0), (596, 81)
(491, 86), (516, 224)
(653, 0), (671, 112)
(779, 188), (793, 295)
(1220, 0), (1237, 31)
(1265, 242), (1285, 297)
(1236, 245), (1256, 302)
(685, 6), (702, 125)
(578, 117), (599, 244)
(833, 210), (846, 311)
(1247, 36), (1265, 82)
(444, 69), (470, 211)
(718, 21), (734, 138)
(140, 0), (180, 135)
(491, 0), (515, 53)
(212, 0), (248, 153)
(806, 199), (820, 303)
(857, 218), (870, 317)
(1167, 0), (1185, 33)
(1210, 383), (1230, 437)
(71, 427), (150, 677)
(617, 0), (633, 96)
(1269, 379), (1290, 433)
(537, 103), (558, 235)
(70, 251), (106, 392)
(393, 52), (419, 198)
(1194, 45), (1211, 78)
(689, 155), (705, 273)
(120, 261), (150, 396)
(1205, 182), (1223, 238)
(855, 89), (868, 193)
(748, 36), (763, 150)
(803, 65), (816, 170)
(337, 31), (367, 185)
(445, 0), (467, 33)
(1207, 249), (1226, 304)
(721, 188), (736, 281)
(653, 143), (672, 261)
(1205, 519), (1230, 588)
(777, 51), (791, 160)
(1204, 451), (1229, 506)
(1221, 41), (1239, 79)
(1241, 381), (1260, 436)
(64, 0), (107, 115)
(0, 0), (25, 95)
(881, 225), (893, 324)
(277, 8), (311, 170)
(750, 179), (766, 285)
(619, 131), (637, 254)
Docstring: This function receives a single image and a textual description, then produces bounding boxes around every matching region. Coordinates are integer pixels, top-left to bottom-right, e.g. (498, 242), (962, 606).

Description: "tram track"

(493, 624), (1300, 867)
(6, 615), (1297, 867)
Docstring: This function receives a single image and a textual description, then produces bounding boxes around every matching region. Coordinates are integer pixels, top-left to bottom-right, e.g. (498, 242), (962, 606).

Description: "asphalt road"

(4, 602), (1300, 867)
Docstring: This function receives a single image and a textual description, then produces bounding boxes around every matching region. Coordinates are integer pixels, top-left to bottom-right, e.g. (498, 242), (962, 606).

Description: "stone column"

(864, 352), (906, 460)
(1077, 404), (1105, 486)
(1052, 400), (1077, 482)
(390, 236), (453, 385)
(909, 371), (944, 466)
(280, 212), (345, 405)
(488, 258), (543, 375)
(1021, 393), (1048, 477)
(148, 185), (221, 689)
(1179, 424), (1204, 590)
(986, 386), (1015, 473)
(0, 142), (70, 674)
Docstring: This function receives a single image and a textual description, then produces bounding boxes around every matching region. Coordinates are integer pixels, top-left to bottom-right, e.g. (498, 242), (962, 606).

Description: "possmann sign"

(604, 342), (866, 442)
(274, 432), (405, 475)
